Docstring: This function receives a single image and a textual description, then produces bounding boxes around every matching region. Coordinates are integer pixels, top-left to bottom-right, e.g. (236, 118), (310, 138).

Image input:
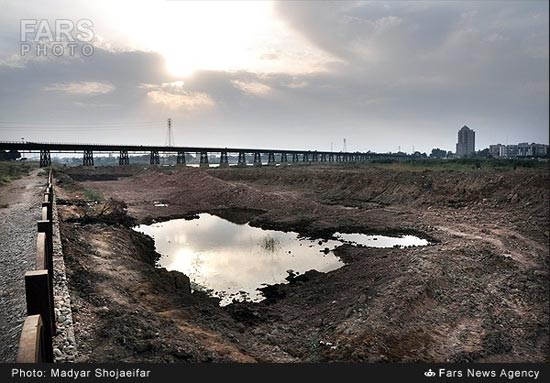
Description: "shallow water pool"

(134, 214), (428, 305)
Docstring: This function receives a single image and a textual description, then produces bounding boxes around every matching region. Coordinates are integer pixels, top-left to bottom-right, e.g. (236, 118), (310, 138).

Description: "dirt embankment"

(54, 165), (549, 362)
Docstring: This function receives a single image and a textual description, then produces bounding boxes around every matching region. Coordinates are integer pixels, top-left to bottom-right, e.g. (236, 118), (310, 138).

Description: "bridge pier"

(292, 153), (299, 163)
(267, 152), (276, 166)
(280, 152), (288, 165)
(150, 150), (160, 165)
(39, 150), (51, 168)
(312, 152), (318, 163)
(119, 150), (129, 165)
(199, 151), (209, 168)
(253, 152), (262, 167)
(237, 152), (247, 167)
(302, 152), (309, 164)
(328, 153), (334, 162)
(320, 153), (327, 162)
(220, 151), (229, 168)
(176, 151), (186, 165)
(83, 150), (94, 167)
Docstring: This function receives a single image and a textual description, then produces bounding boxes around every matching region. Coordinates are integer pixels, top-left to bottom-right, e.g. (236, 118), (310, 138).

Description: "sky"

(0, 0), (548, 153)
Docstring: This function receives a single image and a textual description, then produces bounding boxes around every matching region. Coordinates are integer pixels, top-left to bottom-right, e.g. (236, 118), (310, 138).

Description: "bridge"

(0, 141), (407, 167)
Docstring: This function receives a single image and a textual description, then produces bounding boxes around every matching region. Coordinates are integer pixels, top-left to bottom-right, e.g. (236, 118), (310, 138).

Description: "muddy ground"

(52, 163), (549, 362)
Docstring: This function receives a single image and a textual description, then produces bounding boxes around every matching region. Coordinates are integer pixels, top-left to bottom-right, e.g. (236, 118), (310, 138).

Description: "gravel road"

(0, 169), (45, 362)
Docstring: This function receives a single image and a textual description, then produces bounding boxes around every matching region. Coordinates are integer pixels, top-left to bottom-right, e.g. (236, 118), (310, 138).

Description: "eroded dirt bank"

(54, 164), (549, 362)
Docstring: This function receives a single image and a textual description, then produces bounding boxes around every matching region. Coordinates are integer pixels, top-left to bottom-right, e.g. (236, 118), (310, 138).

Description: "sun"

(97, 0), (330, 77)
(156, 1), (275, 77)
(164, 55), (196, 78)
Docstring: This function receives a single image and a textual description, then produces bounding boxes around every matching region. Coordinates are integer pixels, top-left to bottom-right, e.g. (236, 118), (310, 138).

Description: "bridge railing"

(16, 169), (55, 363)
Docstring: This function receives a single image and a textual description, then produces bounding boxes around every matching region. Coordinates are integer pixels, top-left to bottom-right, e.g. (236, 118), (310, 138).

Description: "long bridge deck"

(0, 141), (406, 167)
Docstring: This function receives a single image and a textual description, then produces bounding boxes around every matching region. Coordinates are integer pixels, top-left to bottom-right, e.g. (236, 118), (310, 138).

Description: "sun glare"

(96, 0), (332, 78)
(157, 1), (275, 77)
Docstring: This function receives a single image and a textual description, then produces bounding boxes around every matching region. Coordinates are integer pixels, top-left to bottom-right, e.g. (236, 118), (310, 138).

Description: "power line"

(0, 124), (166, 132)
(0, 128), (160, 133)
(0, 120), (163, 126)
(0, 121), (165, 134)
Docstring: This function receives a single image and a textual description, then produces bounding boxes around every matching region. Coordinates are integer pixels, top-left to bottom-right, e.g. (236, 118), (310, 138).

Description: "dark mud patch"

(207, 207), (267, 224)
(224, 303), (267, 326)
(332, 243), (388, 264)
(69, 174), (132, 182)
(140, 212), (200, 225)
(258, 270), (325, 304)
(56, 198), (88, 206)
(323, 198), (387, 210)
(249, 214), (437, 245)
(64, 199), (136, 227)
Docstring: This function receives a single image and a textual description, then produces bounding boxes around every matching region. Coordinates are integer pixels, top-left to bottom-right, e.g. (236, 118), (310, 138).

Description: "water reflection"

(134, 214), (343, 305)
(335, 232), (429, 248)
(134, 214), (429, 305)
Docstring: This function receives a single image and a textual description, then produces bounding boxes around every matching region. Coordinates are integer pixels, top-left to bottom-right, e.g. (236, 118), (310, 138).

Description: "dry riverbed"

(53, 164), (549, 362)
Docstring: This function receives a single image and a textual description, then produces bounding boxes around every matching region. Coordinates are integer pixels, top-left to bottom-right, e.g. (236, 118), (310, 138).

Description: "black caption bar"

(1, 363), (548, 383)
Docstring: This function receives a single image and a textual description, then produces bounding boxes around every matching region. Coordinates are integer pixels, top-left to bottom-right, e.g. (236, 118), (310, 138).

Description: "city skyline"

(0, 1), (548, 153)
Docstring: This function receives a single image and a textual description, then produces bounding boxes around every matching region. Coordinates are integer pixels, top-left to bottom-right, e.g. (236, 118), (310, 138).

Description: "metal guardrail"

(16, 169), (55, 363)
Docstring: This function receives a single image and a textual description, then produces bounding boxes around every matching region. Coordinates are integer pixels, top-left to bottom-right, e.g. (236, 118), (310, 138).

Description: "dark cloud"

(272, 0), (549, 148)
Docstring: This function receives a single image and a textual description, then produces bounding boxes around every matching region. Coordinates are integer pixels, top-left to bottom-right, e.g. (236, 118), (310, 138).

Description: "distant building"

(489, 144), (505, 157)
(517, 142), (548, 157)
(430, 148), (447, 158)
(487, 142), (548, 158)
(501, 145), (518, 158)
(456, 125), (475, 157)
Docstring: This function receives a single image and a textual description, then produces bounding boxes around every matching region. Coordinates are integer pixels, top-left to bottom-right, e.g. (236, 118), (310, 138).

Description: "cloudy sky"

(0, 0), (548, 153)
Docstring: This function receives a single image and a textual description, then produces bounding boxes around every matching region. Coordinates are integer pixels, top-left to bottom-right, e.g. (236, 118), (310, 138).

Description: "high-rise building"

(456, 125), (475, 157)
